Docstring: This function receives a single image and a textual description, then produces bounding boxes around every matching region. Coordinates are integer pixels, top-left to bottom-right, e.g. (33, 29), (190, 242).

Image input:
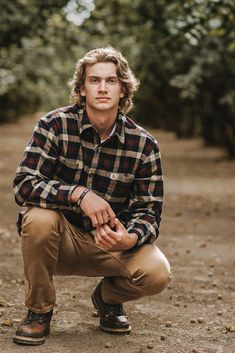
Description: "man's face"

(80, 62), (125, 113)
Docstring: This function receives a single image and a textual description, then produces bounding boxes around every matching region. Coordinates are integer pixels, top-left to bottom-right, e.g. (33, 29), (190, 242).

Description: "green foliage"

(83, 0), (235, 157)
(1, 0), (235, 157)
(0, 0), (85, 122)
(170, 0), (235, 155)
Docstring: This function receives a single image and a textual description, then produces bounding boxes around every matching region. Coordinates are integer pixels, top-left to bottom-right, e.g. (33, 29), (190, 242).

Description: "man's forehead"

(86, 62), (118, 77)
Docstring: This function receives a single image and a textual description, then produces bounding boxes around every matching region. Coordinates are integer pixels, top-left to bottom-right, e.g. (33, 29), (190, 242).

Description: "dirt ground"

(0, 114), (234, 353)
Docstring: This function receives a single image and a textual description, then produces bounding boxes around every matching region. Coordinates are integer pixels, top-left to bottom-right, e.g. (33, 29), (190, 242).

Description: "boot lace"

(25, 310), (52, 324)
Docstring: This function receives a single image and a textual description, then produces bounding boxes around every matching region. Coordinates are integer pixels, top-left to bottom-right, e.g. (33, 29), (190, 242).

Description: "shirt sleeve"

(120, 141), (163, 247)
(13, 116), (77, 210)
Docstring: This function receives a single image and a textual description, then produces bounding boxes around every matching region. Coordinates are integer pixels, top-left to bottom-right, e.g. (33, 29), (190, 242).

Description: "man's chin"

(92, 104), (115, 111)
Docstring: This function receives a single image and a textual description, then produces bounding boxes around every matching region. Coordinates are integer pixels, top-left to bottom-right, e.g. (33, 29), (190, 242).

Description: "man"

(13, 47), (171, 346)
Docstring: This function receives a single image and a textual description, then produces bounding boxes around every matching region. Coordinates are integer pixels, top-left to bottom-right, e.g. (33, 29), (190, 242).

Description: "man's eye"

(91, 78), (99, 83)
(108, 78), (117, 84)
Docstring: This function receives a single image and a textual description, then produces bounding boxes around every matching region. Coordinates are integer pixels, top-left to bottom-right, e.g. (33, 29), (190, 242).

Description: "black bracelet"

(77, 188), (90, 207)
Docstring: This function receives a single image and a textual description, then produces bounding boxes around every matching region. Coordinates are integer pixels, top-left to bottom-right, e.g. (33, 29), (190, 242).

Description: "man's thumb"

(115, 218), (124, 230)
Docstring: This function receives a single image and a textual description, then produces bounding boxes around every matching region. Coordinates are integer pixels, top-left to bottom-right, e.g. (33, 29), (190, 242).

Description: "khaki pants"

(21, 207), (171, 314)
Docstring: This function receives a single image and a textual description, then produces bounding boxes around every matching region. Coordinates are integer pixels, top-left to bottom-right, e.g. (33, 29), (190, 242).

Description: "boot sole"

(12, 327), (50, 346)
(91, 293), (131, 335)
(100, 324), (131, 335)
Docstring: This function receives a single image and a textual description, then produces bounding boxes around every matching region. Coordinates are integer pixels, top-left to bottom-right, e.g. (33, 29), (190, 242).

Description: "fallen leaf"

(1, 319), (14, 327)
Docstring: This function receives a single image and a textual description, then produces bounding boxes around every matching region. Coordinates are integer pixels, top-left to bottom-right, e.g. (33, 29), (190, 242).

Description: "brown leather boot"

(13, 309), (53, 345)
(91, 281), (131, 335)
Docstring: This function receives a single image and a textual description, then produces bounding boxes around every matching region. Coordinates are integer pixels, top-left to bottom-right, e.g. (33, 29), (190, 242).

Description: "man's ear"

(120, 87), (125, 99)
(80, 86), (86, 97)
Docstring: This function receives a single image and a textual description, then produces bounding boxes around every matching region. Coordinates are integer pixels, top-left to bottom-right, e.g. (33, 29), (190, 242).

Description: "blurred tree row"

(84, 0), (235, 157)
(1, 0), (235, 157)
(0, 0), (87, 122)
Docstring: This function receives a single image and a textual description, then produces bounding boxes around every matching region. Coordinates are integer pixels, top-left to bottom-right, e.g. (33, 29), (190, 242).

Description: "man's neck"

(86, 106), (118, 141)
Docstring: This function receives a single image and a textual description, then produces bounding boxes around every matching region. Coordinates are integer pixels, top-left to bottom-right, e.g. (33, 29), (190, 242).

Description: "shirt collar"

(78, 108), (93, 135)
(78, 108), (125, 144)
(114, 113), (125, 144)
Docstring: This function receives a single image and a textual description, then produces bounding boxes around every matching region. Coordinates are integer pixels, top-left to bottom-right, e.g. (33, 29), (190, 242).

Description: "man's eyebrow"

(87, 75), (118, 78)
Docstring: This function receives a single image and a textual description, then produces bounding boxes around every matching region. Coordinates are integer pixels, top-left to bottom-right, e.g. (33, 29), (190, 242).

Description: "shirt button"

(110, 173), (117, 180)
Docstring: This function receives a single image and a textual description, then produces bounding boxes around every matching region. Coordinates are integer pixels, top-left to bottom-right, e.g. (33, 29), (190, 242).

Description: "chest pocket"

(106, 172), (134, 200)
(55, 156), (84, 184)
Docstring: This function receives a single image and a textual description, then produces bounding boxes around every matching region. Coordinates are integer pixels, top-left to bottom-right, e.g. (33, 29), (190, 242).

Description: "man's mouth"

(96, 97), (110, 100)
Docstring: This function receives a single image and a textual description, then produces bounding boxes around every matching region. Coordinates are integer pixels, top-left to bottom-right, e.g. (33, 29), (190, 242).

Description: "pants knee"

(149, 263), (172, 294)
(132, 257), (172, 296)
(21, 207), (62, 245)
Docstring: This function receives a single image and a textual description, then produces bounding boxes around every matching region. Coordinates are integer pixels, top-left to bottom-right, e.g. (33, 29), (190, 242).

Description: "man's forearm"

(13, 173), (78, 209)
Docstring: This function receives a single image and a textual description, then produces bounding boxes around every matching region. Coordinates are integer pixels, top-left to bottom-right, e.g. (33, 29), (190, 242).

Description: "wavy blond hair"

(68, 47), (139, 114)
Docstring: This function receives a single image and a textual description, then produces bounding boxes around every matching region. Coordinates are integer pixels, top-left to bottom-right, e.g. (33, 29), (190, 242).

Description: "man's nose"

(98, 79), (108, 92)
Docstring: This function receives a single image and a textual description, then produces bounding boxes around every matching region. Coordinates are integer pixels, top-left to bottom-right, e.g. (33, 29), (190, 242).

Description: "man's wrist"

(77, 188), (90, 207)
(127, 233), (138, 248)
(70, 186), (87, 204)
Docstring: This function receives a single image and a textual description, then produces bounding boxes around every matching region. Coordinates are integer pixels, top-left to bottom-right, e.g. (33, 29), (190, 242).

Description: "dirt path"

(0, 115), (234, 353)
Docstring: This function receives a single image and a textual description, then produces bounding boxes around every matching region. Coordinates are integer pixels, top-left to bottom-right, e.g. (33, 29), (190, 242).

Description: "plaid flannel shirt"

(13, 105), (163, 246)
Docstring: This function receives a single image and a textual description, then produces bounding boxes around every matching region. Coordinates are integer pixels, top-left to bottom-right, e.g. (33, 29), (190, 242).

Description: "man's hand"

(94, 218), (138, 251)
(71, 187), (116, 228)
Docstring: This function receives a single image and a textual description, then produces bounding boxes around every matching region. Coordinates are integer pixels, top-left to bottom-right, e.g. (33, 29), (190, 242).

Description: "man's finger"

(107, 207), (116, 228)
(96, 226), (116, 246)
(114, 218), (125, 231)
(94, 227), (102, 244)
(102, 223), (112, 234)
(96, 233), (113, 248)
(90, 214), (98, 228)
(102, 211), (109, 225)
(99, 225), (108, 237)
(96, 211), (104, 226)
(95, 228), (109, 247)
(103, 224), (122, 242)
